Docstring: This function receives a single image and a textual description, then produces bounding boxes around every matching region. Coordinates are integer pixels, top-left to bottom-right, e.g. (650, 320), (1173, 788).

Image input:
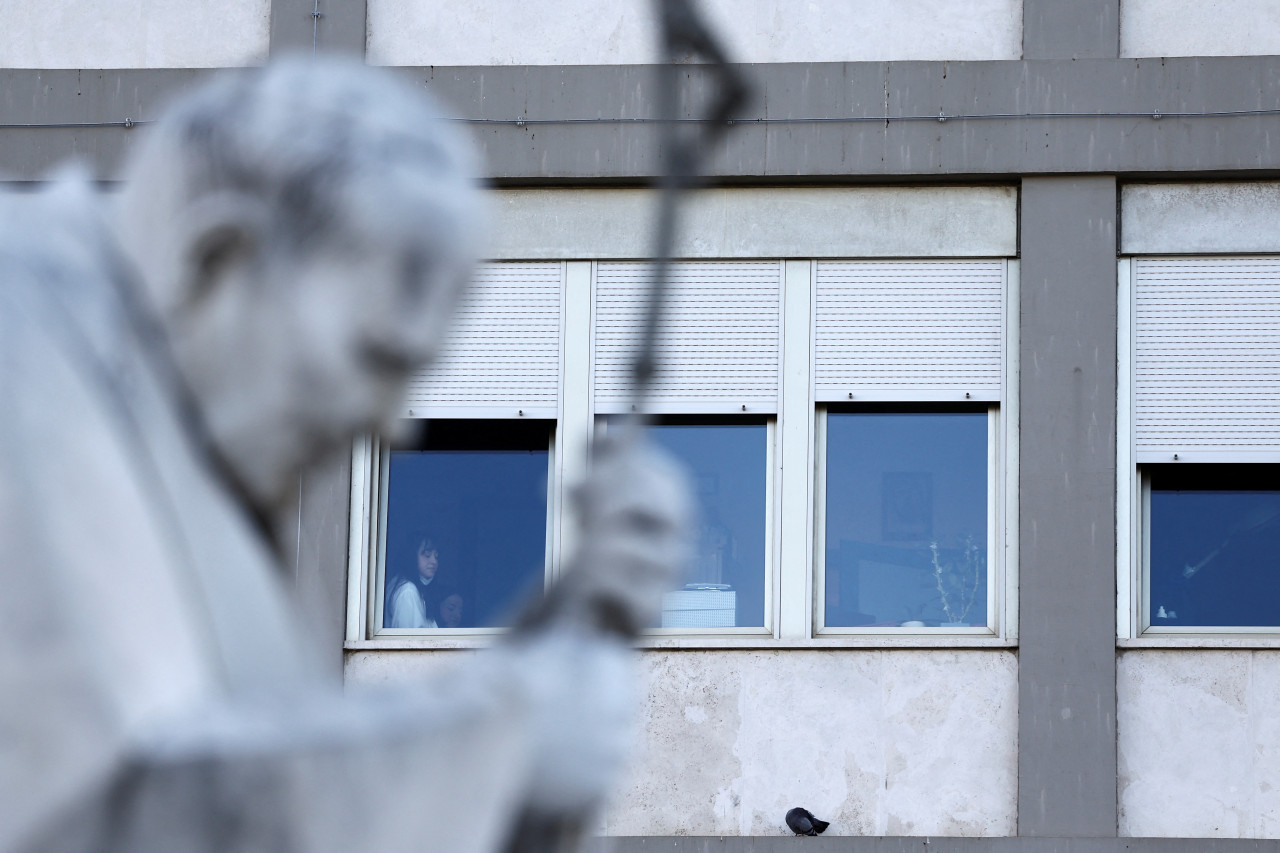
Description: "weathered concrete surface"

(1023, 0), (1118, 59)
(344, 649), (478, 685)
(600, 650), (1017, 837)
(585, 838), (1280, 851)
(344, 649), (1017, 836)
(488, 187), (1017, 260)
(1119, 650), (1280, 838)
(7, 58), (1280, 181)
(367, 0), (1021, 66)
(1122, 0), (1280, 58)
(0, 0), (269, 68)
(1018, 177), (1118, 837)
(1122, 182), (1280, 255)
(270, 0), (368, 58)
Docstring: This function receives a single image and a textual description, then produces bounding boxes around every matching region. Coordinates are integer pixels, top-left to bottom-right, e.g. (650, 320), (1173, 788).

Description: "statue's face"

(172, 225), (468, 512)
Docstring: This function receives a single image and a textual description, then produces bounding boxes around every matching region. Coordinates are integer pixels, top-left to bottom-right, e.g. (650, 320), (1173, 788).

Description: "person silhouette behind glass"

(387, 538), (443, 628)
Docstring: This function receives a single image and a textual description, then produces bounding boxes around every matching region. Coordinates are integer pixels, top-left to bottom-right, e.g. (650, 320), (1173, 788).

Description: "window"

(1121, 257), (1280, 636)
(1141, 465), (1280, 630)
(817, 405), (996, 632)
(377, 419), (554, 633)
(637, 418), (773, 631)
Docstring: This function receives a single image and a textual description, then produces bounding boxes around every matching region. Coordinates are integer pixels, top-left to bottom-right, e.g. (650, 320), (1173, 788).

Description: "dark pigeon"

(785, 807), (829, 836)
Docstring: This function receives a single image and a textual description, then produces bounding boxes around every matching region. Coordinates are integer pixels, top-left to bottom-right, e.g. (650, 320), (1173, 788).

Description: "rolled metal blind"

(1133, 257), (1280, 459)
(404, 262), (563, 417)
(592, 261), (783, 413)
(814, 260), (1005, 401)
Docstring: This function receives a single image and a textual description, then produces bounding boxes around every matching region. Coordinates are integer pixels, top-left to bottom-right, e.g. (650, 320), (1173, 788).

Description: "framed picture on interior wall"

(881, 471), (933, 541)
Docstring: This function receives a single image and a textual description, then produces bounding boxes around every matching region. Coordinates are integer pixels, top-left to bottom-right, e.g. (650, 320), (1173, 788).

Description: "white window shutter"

(814, 260), (1005, 402)
(1133, 257), (1280, 461)
(593, 261), (783, 413)
(403, 262), (563, 418)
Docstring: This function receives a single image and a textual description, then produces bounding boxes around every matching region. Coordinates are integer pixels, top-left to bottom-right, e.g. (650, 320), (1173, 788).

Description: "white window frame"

(358, 423), (559, 640)
(346, 188), (1021, 650)
(1118, 256), (1280, 643)
(812, 403), (1005, 637)
(596, 415), (779, 638)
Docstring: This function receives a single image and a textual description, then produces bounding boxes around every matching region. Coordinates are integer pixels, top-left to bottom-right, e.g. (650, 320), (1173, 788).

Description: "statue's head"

(113, 58), (483, 515)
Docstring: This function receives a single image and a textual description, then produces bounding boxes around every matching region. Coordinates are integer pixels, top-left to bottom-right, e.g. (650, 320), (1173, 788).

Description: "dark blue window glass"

(1149, 465), (1280, 628)
(647, 419), (768, 629)
(382, 420), (551, 630)
(824, 408), (989, 628)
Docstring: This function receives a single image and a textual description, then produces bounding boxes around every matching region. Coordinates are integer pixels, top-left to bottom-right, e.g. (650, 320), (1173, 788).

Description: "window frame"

(347, 254), (1019, 650)
(812, 404), (1005, 637)
(1118, 256), (1280, 642)
(596, 414), (779, 638)
(367, 422), (558, 638)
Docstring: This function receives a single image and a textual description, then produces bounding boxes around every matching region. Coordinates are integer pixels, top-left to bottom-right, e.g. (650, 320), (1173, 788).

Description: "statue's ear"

(174, 191), (271, 315)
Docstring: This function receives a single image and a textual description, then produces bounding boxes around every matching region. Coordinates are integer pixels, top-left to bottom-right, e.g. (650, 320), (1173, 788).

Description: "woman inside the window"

(387, 538), (442, 628)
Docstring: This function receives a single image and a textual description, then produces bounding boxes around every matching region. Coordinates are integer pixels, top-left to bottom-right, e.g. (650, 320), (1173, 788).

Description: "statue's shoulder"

(0, 178), (116, 294)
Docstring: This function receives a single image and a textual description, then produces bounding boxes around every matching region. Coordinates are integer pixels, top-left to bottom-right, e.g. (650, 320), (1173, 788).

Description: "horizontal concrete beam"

(3, 57), (1280, 181)
(0, 69), (210, 180)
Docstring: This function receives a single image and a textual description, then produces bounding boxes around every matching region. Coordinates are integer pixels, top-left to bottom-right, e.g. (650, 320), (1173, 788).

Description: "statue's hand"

(520, 429), (694, 639)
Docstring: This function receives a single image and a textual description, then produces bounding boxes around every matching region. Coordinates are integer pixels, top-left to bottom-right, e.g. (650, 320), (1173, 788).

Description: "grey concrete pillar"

(1017, 176), (1119, 836)
(270, 0), (367, 58)
(1023, 0), (1119, 59)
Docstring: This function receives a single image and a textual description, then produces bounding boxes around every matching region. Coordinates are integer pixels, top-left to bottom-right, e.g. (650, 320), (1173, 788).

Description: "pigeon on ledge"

(785, 807), (830, 836)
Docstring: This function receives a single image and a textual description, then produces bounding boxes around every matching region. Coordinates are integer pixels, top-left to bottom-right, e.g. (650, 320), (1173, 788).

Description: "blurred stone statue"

(0, 58), (690, 853)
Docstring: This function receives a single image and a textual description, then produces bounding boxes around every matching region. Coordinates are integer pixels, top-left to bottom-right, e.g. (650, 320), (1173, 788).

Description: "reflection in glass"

(647, 420), (768, 629)
(1149, 465), (1280, 628)
(382, 420), (551, 630)
(825, 409), (988, 628)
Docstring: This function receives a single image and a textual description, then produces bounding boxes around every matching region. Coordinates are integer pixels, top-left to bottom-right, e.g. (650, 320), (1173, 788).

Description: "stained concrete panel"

(488, 187), (1018, 260)
(1118, 650), (1280, 838)
(343, 648), (1017, 837)
(599, 650), (1018, 837)
(1122, 183), (1280, 255)
(0, 0), (270, 68)
(1122, 0), (1280, 58)
(367, 0), (1021, 66)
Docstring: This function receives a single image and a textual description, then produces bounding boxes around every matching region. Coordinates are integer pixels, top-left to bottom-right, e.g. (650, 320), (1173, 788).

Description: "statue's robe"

(0, 182), (535, 853)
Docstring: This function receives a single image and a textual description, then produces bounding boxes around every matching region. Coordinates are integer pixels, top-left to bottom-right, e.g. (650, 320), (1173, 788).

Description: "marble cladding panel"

(1122, 0), (1280, 57)
(600, 649), (1018, 837)
(367, 0), (1022, 66)
(1118, 650), (1280, 838)
(344, 648), (1017, 836)
(0, 0), (270, 68)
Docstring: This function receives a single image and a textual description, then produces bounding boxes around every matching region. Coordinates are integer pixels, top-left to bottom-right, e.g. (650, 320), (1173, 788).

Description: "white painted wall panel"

(368, 0), (1021, 66)
(404, 262), (562, 417)
(1122, 0), (1280, 57)
(1123, 183), (1280, 255)
(345, 649), (1019, 837)
(814, 260), (1006, 402)
(0, 0), (270, 68)
(593, 261), (782, 413)
(1119, 650), (1280, 838)
(1132, 257), (1280, 461)
(489, 188), (1019, 261)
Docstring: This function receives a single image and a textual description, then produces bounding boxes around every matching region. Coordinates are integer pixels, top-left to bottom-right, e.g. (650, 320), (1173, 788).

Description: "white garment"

(387, 579), (439, 629)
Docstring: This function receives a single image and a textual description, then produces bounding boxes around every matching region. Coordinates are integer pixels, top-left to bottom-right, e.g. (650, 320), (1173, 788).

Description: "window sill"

(346, 635), (1018, 652)
(1120, 635), (1280, 650)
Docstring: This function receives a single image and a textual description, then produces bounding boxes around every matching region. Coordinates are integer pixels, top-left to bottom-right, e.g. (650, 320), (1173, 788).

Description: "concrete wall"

(488, 187), (1018, 260)
(347, 649), (1018, 837)
(367, 0), (1022, 66)
(1118, 650), (1280, 838)
(0, 0), (270, 68)
(1121, 0), (1280, 57)
(1122, 182), (1280, 255)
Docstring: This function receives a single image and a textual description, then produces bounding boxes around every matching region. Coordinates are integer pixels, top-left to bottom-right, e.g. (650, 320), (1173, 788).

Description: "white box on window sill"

(661, 586), (737, 628)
